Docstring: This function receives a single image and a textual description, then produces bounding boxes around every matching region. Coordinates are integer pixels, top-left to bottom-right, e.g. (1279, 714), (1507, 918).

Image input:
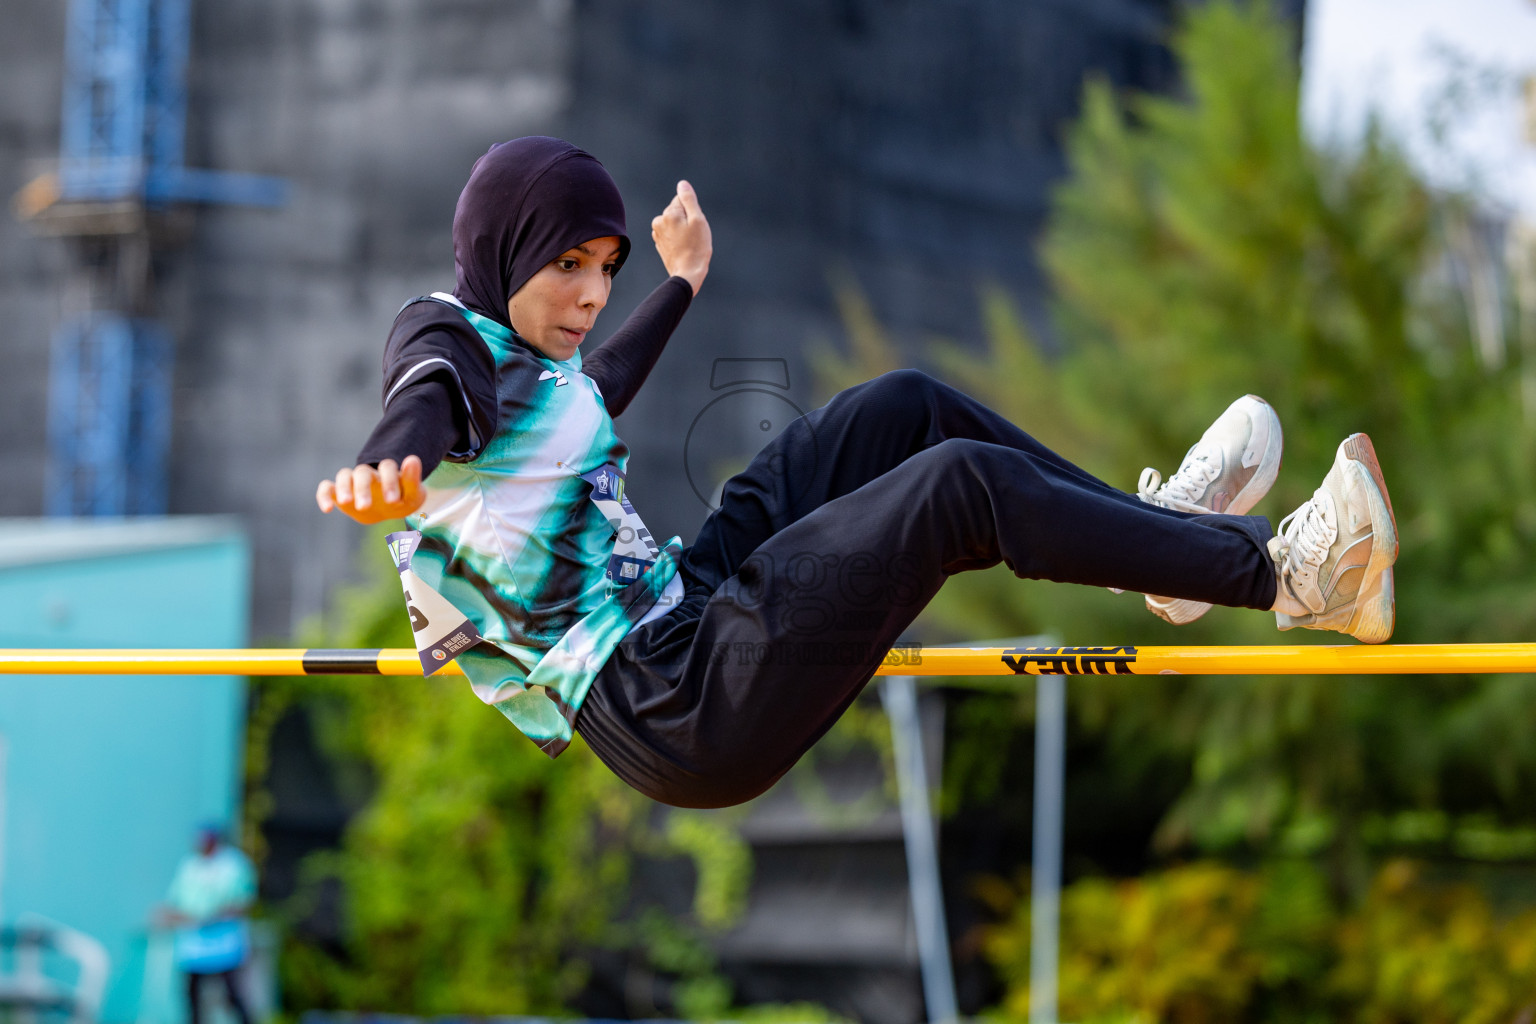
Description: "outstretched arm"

(316, 370), (467, 523)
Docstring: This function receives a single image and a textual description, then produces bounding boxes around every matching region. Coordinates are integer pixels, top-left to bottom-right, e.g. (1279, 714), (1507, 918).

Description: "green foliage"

(249, 528), (869, 1020)
(783, 694), (898, 825)
(981, 860), (1331, 1023)
(665, 813), (753, 930)
(1331, 860), (1536, 1024)
(248, 528), (773, 1017)
(980, 859), (1536, 1024)
(252, 530), (650, 1014)
(816, 0), (1536, 887)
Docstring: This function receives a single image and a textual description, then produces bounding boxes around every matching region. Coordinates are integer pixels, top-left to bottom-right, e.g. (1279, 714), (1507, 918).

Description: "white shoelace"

(1138, 443), (1222, 514)
(1273, 489), (1338, 613)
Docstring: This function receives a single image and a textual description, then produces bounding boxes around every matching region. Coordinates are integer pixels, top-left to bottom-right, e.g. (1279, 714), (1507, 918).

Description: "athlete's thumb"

(677, 179), (702, 219)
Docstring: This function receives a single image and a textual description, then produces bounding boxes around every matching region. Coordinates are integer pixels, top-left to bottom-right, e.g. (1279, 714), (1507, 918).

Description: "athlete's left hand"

(652, 180), (712, 295)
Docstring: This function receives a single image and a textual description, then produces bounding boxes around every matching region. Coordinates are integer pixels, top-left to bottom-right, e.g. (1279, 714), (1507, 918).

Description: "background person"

(158, 826), (256, 1024)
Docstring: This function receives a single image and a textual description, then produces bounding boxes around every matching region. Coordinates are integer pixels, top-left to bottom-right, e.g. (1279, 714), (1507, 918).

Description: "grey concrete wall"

(167, 0), (576, 637)
(0, 0), (69, 520)
(566, 0), (1181, 587)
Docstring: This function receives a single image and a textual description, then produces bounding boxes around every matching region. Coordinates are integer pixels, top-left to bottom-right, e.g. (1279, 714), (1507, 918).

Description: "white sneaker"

(1269, 433), (1397, 644)
(1138, 395), (1283, 624)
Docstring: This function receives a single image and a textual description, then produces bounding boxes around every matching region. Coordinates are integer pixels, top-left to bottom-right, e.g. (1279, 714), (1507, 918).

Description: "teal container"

(0, 517), (251, 1023)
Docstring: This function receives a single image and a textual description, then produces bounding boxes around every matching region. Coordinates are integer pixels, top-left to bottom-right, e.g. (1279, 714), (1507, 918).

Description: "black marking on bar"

(303, 649), (385, 674)
(1001, 645), (1138, 675)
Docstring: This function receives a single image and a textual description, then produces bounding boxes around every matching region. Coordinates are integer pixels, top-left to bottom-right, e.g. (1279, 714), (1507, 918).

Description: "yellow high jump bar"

(0, 644), (1535, 677)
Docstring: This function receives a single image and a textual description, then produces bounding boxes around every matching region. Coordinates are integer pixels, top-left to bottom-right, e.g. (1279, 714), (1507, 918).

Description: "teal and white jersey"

(403, 293), (684, 757)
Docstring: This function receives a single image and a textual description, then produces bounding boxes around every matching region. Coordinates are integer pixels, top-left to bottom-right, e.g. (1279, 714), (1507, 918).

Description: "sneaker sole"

(1147, 396), (1284, 624)
(1339, 432), (1398, 644)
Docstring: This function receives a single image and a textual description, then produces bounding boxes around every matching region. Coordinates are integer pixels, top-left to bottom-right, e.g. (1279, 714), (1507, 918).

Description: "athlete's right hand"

(316, 455), (426, 524)
(652, 180), (712, 296)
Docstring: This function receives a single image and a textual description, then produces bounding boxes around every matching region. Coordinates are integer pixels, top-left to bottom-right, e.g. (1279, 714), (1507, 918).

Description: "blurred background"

(2, 0), (1536, 1021)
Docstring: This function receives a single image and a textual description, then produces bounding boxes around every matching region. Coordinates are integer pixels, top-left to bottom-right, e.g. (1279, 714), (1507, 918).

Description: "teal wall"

(0, 519), (250, 1024)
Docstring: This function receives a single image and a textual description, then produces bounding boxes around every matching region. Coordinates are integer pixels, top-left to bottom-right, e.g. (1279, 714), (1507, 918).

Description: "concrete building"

(1, 0), (1187, 640)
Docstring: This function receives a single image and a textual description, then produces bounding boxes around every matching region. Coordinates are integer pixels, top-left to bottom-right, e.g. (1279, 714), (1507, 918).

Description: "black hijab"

(371, 138), (633, 463)
(452, 136), (632, 328)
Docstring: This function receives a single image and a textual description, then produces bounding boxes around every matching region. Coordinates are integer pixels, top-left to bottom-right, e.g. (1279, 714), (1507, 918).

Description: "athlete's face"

(506, 236), (621, 362)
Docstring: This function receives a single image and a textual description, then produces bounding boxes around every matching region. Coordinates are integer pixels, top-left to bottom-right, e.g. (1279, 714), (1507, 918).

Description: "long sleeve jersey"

(361, 278), (692, 755)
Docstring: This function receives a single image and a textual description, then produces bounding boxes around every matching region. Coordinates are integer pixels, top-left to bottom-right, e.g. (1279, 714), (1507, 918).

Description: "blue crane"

(31, 0), (284, 516)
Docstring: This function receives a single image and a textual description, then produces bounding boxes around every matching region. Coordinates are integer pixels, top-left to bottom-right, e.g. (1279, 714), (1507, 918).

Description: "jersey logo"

(539, 369), (569, 387)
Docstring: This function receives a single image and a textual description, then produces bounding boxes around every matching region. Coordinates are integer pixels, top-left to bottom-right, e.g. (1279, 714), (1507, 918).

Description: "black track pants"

(578, 370), (1276, 808)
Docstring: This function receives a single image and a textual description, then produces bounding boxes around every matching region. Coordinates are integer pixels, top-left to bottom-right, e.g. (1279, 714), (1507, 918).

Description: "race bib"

(386, 531), (482, 674)
(581, 464), (662, 585)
